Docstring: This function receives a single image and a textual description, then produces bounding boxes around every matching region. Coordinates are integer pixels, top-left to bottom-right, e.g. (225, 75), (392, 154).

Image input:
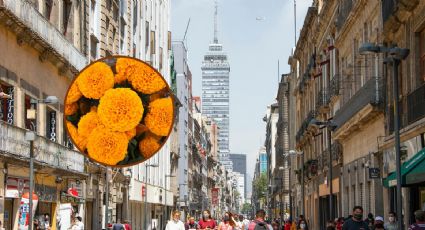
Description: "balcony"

(0, 0), (87, 73)
(0, 121), (85, 174)
(333, 77), (384, 139)
(315, 89), (330, 114)
(295, 110), (316, 144)
(329, 75), (341, 100)
(407, 84), (425, 125)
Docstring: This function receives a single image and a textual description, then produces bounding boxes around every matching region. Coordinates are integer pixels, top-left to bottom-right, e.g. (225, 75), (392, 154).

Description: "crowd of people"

(165, 207), (425, 230)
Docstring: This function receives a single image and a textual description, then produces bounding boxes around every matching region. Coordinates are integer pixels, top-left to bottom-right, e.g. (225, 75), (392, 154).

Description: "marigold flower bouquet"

(64, 56), (175, 167)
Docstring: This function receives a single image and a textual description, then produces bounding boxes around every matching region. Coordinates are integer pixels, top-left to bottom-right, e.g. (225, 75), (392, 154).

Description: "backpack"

(253, 220), (269, 230)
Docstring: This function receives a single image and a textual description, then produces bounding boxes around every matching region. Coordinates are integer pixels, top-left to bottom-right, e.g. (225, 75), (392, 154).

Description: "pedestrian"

(284, 220), (292, 230)
(247, 209), (271, 230)
(185, 216), (199, 230)
(297, 215), (308, 230)
(384, 212), (398, 230)
(364, 213), (374, 230)
(408, 210), (425, 230)
(243, 216), (250, 230)
(218, 212), (235, 230)
(123, 220), (132, 230)
(70, 216), (84, 230)
(166, 210), (185, 230)
(290, 219), (297, 230)
(112, 219), (125, 230)
(373, 216), (384, 230)
(271, 221), (279, 230)
(326, 220), (336, 230)
(336, 217), (344, 230)
(234, 215), (245, 230)
(198, 210), (217, 229)
(342, 206), (369, 230)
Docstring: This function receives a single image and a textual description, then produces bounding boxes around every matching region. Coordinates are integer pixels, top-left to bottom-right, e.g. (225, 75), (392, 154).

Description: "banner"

(18, 192), (38, 230)
(212, 188), (219, 205)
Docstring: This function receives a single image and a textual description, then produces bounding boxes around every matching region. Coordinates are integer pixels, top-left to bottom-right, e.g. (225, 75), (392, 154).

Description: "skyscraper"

(201, 1), (231, 166)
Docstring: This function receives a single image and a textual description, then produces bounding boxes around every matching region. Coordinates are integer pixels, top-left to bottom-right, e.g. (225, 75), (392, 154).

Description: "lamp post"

(310, 119), (337, 220)
(359, 43), (409, 230)
(144, 163), (159, 230)
(24, 96), (58, 230)
(286, 150), (304, 216)
(278, 166), (286, 222)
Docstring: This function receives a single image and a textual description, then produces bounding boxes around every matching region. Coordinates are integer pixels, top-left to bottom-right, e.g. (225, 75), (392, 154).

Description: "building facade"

(201, 2), (231, 168)
(228, 153), (247, 200)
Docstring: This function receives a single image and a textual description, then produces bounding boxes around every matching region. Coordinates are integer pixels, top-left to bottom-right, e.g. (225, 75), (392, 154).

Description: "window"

(168, 31), (172, 50)
(63, 0), (72, 35)
(90, 35), (98, 60)
(150, 31), (156, 54)
(145, 21), (149, 47)
(45, 0), (53, 19)
(0, 82), (14, 124)
(159, 47), (163, 70)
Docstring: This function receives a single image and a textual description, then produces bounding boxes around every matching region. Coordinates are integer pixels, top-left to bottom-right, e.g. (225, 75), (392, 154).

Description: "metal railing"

(2, 0), (87, 71)
(407, 84), (425, 125)
(333, 77), (383, 129)
(0, 121), (85, 172)
(316, 89), (330, 111)
(329, 75), (341, 99)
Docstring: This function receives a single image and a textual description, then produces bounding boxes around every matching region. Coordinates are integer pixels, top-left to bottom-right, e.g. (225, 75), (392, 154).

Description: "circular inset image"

(64, 56), (175, 167)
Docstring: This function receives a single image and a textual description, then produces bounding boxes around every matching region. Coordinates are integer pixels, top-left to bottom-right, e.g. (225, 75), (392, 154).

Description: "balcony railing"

(296, 110), (316, 143)
(0, 121), (85, 173)
(316, 89), (329, 112)
(333, 77), (383, 129)
(1, 0), (87, 71)
(329, 75), (341, 99)
(407, 84), (425, 125)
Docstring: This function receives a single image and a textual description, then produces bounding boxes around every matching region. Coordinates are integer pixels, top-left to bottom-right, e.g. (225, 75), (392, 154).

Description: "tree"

(241, 203), (252, 215)
(253, 172), (267, 199)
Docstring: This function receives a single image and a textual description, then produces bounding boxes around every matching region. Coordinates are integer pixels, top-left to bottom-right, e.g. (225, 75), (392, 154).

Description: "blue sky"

(171, 0), (311, 177)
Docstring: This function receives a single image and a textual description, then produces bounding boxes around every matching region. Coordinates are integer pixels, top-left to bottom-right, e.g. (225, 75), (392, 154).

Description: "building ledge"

(0, 0), (87, 77)
(333, 104), (383, 141)
(380, 116), (425, 150)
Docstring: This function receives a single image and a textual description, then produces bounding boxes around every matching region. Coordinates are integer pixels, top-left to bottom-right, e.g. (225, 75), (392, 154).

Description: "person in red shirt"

(198, 210), (217, 229)
(284, 220), (292, 230)
(123, 220), (132, 230)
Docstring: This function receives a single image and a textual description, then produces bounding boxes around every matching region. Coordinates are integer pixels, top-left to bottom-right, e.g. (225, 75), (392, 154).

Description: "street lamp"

(359, 42), (409, 230)
(144, 163), (159, 230)
(24, 96), (58, 230)
(310, 118), (337, 220)
(285, 150), (304, 216)
(278, 166), (286, 222)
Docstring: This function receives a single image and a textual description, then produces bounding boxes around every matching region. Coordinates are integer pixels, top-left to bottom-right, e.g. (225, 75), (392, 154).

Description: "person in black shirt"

(342, 206), (369, 230)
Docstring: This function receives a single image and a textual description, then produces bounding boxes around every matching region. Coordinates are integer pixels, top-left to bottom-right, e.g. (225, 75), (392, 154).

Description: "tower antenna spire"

(214, 0), (218, 43)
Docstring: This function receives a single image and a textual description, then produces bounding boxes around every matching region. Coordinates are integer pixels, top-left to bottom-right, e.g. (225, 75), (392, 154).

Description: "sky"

(171, 0), (311, 179)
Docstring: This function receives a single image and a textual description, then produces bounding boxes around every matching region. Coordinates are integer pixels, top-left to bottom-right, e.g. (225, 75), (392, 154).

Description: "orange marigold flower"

(66, 121), (87, 151)
(117, 58), (166, 94)
(77, 62), (114, 99)
(125, 128), (136, 140)
(98, 88), (144, 132)
(144, 97), (174, 136)
(138, 133), (162, 159)
(64, 103), (78, 116)
(78, 111), (101, 139)
(65, 82), (82, 104)
(87, 126), (128, 165)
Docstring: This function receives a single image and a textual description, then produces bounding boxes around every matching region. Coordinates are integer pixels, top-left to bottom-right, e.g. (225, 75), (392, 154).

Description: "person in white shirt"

(166, 210), (185, 230)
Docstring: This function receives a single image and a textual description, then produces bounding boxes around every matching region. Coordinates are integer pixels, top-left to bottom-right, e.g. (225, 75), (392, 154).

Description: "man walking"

(166, 210), (185, 230)
(248, 209), (271, 230)
(408, 210), (425, 230)
(384, 212), (398, 230)
(342, 206), (369, 230)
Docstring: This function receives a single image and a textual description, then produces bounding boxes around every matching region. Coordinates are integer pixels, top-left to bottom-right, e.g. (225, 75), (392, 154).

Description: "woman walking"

(218, 212), (235, 230)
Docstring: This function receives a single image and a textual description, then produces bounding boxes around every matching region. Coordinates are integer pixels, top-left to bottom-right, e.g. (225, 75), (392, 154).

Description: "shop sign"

(68, 180), (83, 198)
(35, 184), (57, 202)
(369, 168), (381, 179)
(60, 192), (84, 204)
(212, 188), (219, 205)
(6, 177), (29, 198)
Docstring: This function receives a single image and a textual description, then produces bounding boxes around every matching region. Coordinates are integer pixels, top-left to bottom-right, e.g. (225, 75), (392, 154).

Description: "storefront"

(384, 146), (425, 223)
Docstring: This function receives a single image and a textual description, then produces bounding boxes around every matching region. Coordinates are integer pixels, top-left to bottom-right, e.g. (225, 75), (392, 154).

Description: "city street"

(1, 0), (425, 230)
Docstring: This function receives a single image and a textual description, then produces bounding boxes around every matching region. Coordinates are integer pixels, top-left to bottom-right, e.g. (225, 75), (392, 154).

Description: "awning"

(384, 147), (425, 187)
